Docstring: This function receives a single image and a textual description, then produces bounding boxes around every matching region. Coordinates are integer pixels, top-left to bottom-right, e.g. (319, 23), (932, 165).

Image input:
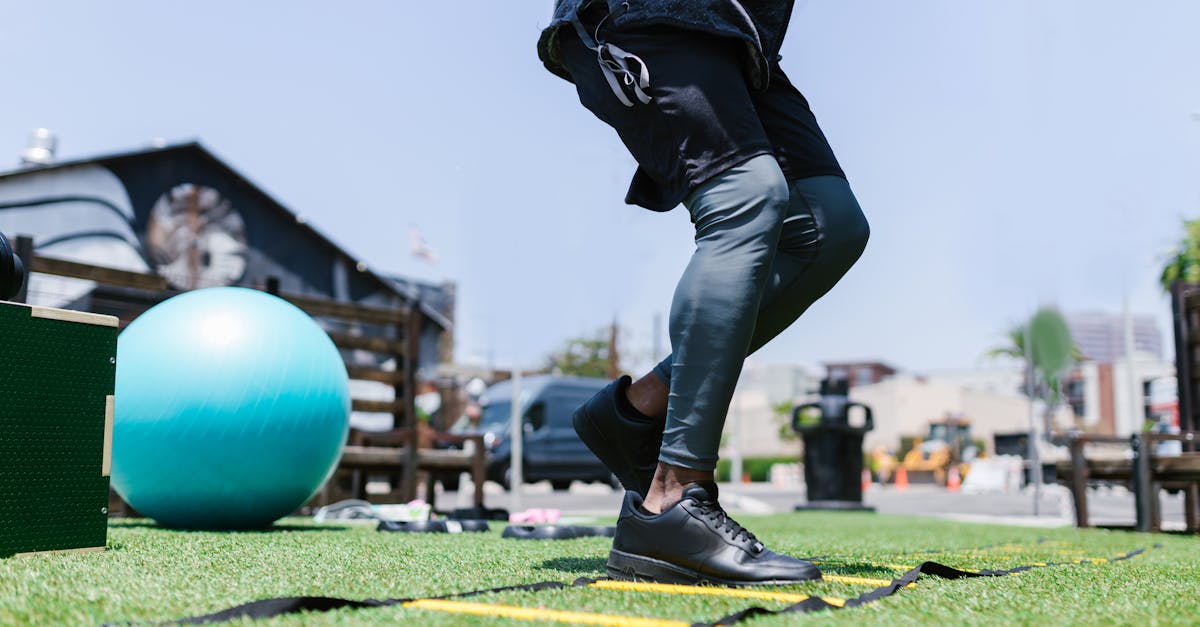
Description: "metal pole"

(1132, 433), (1152, 531)
(652, 313), (663, 364)
(730, 387), (744, 485)
(1123, 298), (1141, 432)
(509, 369), (524, 513)
(1171, 282), (1196, 434)
(1125, 299), (1153, 530)
(1025, 321), (1042, 516)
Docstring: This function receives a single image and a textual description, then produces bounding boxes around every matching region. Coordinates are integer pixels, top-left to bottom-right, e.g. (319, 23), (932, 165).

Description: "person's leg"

(741, 175), (870, 351)
(561, 26), (787, 499)
(640, 154), (788, 510)
(633, 62), (863, 416)
(642, 174), (869, 393)
(640, 174), (868, 511)
(724, 63), (869, 351)
(558, 22), (823, 585)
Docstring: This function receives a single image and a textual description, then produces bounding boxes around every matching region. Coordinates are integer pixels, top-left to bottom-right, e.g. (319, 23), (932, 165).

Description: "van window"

(479, 401), (511, 433)
(525, 402), (546, 431)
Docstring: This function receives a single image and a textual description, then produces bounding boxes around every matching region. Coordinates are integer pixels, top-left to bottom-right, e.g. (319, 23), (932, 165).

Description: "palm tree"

(1161, 217), (1200, 291)
(985, 325), (1028, 362)
(985, 323), (1083, 368)
(984, 315), (1083, 434)
(986, 324), (1050, 404)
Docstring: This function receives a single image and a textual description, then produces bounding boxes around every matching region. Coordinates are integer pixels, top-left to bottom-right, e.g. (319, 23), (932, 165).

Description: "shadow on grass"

(808, 561), (906, 578)
(534, 555), (901, 580)
(537, 556), (607, 574)
(108, 520), (349, 533)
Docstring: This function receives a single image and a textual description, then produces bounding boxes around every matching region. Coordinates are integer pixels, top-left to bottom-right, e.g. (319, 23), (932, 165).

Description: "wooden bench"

(1056, 432), (1199, 532)
(14, 236), (484, 522)
(329, 428), (488, 513)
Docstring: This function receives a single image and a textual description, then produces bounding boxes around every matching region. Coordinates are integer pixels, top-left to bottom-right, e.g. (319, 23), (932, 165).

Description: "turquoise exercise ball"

(112, 287), (349, 530)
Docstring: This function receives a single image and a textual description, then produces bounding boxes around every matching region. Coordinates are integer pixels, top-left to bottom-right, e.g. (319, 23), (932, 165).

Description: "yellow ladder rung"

(404, 599), (689, 627)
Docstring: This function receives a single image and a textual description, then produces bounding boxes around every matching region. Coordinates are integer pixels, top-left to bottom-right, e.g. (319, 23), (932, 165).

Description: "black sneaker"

(607, 482), (821, 585)
(573, 375), (663, 497)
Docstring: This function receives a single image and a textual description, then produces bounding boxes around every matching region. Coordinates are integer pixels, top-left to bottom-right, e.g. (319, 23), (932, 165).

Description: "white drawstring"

(596, 41), (652, 107)
(572, 1), (653, 107)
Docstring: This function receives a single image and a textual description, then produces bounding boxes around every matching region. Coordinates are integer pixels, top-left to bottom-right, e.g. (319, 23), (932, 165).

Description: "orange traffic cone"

(947, 465), (962, 493)
(895, 466), (908, 492)
(861, 468), (872, 493)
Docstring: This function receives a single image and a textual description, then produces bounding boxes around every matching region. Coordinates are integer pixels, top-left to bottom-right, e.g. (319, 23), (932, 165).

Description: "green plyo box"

(0, 300), (117, 558)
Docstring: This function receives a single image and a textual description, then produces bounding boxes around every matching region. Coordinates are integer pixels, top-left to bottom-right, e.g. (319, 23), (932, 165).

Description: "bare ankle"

(625, 373), (668, 420)
(642, 462), (715, 514)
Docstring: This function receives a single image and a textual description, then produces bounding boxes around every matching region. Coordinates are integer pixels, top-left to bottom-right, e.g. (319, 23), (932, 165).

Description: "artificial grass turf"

(1, 512), (1196, 626)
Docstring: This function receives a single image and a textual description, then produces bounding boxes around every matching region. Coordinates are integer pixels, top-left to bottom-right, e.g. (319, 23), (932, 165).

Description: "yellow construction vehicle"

(902, 415), (976, 485)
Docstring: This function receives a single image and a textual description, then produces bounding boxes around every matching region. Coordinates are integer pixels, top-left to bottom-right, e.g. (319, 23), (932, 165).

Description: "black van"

(477, 375), (617, 490)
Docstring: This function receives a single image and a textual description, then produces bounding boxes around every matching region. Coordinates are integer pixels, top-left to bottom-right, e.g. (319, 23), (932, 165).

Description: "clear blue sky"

(3, 1), (1198, 373)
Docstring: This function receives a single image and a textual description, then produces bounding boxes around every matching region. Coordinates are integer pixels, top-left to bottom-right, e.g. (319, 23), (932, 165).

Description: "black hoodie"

(537, 0), (797, 91)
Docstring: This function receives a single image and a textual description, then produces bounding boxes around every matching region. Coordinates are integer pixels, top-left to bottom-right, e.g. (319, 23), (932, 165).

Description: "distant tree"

(772, 400), (800, 442)
(1160, 217), (1200, 290)
(545, 328), (617, 379)
(984, 312), (1082, 434)
(985, 323), (1083, 367)
(984, 324), (1029, 364)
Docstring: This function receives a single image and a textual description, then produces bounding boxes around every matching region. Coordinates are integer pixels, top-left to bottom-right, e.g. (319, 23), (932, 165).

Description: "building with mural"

(0, 139), (454, 430)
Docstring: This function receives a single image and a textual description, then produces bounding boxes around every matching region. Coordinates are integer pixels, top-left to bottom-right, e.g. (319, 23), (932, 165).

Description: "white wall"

(850, 375), (1030, 454)
(1111, 353), (1174, 436)
(715, 355), (1177, 460)
(719, 361), (816, 459)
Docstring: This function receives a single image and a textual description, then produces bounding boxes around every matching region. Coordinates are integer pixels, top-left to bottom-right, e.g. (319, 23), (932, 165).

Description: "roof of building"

(0, 141), (450, 330)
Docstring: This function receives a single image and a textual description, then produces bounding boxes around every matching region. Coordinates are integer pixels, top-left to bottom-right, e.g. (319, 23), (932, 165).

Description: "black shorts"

(559, 26), (845, 212)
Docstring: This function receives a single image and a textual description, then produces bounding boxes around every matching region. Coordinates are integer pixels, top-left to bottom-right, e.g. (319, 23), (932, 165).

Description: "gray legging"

(652, 156), (870, 470)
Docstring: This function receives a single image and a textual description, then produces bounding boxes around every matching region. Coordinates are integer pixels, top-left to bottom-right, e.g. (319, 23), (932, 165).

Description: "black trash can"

(793, 377), (874, 511)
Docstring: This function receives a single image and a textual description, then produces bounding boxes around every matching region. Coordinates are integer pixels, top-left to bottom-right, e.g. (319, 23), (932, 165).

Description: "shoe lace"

(697, 500), (763, 552)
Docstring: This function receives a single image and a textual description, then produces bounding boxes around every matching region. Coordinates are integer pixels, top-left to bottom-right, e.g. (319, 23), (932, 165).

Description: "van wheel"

(550, 480), (571, 491)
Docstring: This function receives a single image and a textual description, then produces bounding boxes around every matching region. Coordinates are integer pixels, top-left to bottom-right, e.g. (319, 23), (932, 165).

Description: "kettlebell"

(0, 231), (26, 301)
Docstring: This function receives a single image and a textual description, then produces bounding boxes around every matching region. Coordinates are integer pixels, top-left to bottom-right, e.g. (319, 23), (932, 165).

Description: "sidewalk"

(728, 482), (1190, 530)
(449, 479), (1190, 530)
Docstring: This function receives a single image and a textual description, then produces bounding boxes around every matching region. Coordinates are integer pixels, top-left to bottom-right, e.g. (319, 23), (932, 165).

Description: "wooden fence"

(11, 234), (424, 504)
